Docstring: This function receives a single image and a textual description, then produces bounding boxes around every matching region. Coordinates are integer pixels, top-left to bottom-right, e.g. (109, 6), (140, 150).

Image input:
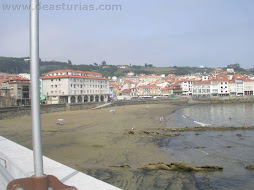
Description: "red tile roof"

(161, 87), (169, 91)
(40, 75), (108, 80)
(122, 89), (131, 93)
(137, 85), (160, 88)
(46, 69), (102, 76)
(193, 81), (211, 85)
(210, 77), (229, 82)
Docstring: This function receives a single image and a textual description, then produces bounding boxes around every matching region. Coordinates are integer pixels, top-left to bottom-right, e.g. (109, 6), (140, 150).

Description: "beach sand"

(0, 103), (202, 189)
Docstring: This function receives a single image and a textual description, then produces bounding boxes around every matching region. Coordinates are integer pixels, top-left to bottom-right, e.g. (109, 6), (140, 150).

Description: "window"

(55, 85), (57, 88)
(51, 91), (53, 94)
(59, 79), (61, 81)
(51, 85), (53, 88)
(51, 79), (53, 81)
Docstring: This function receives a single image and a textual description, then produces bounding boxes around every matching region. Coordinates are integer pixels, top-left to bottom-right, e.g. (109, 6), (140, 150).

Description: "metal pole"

(30, 0), (44, 177)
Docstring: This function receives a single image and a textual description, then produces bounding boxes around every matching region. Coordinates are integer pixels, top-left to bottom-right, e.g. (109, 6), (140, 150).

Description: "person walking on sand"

(132, 125), (136, 130)
(161, 116), (164, 122)
(159, 116), (162, 123)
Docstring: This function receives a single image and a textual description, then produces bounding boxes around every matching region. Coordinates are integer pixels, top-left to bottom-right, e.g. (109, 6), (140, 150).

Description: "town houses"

(111, 71), (254, 100)
(0, 68), (254, 107)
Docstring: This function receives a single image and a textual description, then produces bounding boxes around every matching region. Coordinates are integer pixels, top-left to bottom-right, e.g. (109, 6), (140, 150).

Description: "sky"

(0, 0), (254, 68)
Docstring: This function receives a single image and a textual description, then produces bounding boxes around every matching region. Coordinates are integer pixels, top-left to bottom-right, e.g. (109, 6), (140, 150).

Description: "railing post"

(30, 0), (44, 177)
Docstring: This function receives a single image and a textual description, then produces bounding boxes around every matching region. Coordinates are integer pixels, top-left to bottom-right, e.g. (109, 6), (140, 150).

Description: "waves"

(181, 114), (211, 127)
(193, 121), (211, 127)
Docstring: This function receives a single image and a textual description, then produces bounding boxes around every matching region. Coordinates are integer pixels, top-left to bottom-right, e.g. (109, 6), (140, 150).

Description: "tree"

(101, 61), (107, 66)
(68, 60), (72, 65)
(227, 63), (244, 72)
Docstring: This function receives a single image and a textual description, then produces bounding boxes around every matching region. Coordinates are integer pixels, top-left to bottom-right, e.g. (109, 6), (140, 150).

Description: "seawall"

(0, 97), (254, 120)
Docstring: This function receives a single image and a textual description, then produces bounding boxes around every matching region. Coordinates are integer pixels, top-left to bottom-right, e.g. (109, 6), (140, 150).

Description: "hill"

(0, 56), (253, 77)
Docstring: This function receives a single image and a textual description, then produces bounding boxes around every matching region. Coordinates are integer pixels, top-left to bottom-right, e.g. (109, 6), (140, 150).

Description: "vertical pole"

(30, 0), (44, 177)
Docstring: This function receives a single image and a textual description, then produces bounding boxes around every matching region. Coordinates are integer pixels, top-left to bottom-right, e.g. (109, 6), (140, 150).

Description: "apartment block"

(41, 70), (109, 104)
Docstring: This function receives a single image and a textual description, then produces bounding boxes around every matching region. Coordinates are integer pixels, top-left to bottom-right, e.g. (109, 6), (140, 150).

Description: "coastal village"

(0, 67), (254, 107)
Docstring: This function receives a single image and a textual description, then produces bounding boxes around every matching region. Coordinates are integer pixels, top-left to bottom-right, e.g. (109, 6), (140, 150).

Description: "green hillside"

(0, 56), (252, 77)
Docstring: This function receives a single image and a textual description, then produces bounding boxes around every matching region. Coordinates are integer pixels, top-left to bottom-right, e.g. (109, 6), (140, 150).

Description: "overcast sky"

(0, 0), (253, 68)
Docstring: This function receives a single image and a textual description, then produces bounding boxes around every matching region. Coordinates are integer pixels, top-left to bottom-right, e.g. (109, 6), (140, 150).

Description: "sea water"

(163, 103), (254, 190)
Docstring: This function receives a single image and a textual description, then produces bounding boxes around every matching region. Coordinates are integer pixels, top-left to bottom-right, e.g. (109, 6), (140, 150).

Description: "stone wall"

(111, 98), (189, 107)
(189, 96), (254, 104)
(0, 102), (103, 120)
(0, 97), (253, 120)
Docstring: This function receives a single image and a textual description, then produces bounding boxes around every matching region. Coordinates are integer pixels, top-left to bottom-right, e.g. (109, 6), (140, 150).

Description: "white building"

(179, 79), (194, 95)
(192, 75), (254, 98)
(41, 70), (109, 104)
(192, 81), (211, 98)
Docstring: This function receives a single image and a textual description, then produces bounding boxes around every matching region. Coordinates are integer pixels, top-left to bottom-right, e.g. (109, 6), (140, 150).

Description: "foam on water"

(194, 121), (211, 126)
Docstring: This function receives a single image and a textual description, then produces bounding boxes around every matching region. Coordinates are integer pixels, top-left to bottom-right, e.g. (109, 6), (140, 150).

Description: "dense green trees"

(0, 57), (251, 76)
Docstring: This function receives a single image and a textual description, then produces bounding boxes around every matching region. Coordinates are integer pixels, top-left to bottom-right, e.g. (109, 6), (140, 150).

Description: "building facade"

(0, 77), (30, 106)
(41, 70), (109, 104)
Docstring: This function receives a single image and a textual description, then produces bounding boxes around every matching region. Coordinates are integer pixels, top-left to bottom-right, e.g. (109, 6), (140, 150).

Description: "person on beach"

(132, 125), (136, 130)
(146, 106), (149, 110)
(161, 116), (164, 122)
(159, 116), (162, 123)
(243, 124), (247, 130)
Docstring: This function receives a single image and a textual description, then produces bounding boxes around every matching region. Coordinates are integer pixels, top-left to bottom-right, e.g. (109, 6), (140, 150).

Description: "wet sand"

(1, 103), (207, 189)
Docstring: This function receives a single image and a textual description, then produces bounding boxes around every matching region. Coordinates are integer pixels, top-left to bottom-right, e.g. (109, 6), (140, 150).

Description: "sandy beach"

(0, 103), (202, 189)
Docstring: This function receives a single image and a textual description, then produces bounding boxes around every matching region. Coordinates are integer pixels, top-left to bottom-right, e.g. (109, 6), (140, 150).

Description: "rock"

(200, 165), (223, 170)
(195, 133), (199, 135)
(128, 131), (135, 134)
(109, 165), (131, 169)
(236, 133), (242, 137)
(226, 146), (232, 148)
(246, 165), (254, 169)
(138, 162), (223, 172)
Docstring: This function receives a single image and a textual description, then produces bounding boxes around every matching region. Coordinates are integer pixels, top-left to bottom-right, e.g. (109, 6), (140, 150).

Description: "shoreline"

(1, 96), (254, 120)
(2, 102), (252, 189)
(0, 103), (194, 189)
